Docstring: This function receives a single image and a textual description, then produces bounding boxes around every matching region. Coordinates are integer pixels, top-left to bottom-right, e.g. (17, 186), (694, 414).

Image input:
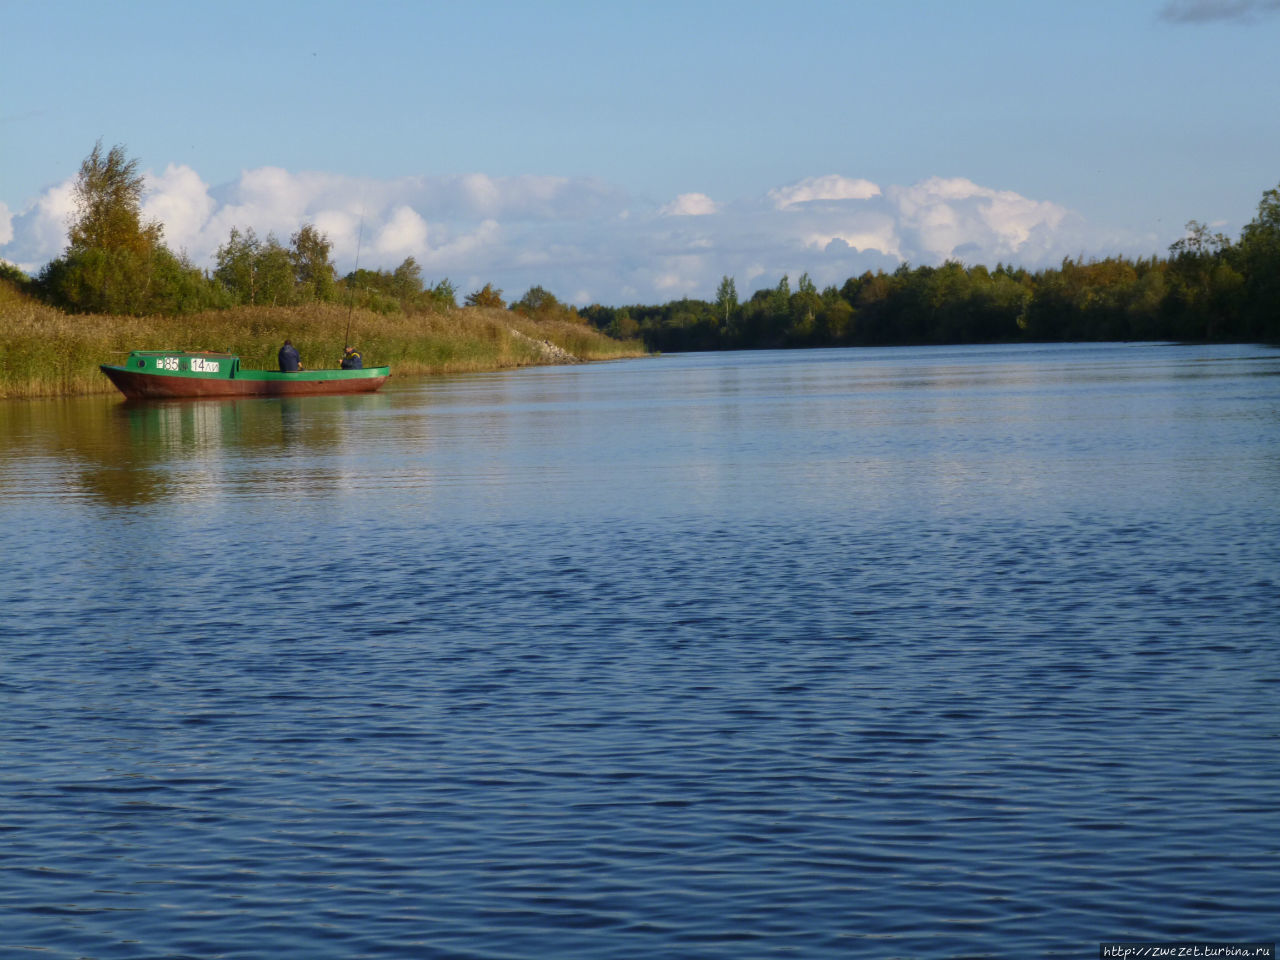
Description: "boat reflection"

(0, 393), (391, 507)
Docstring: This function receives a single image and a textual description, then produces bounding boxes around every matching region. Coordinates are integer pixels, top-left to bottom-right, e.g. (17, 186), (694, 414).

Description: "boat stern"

(101, 350), (241, 399)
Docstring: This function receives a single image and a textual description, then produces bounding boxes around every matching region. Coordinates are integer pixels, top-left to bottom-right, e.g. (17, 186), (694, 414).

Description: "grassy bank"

(0, 281), (647, 398)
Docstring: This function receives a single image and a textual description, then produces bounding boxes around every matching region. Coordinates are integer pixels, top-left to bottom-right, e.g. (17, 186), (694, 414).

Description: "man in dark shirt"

(340, 345), (363, 369)
(278, 339), (302, 372)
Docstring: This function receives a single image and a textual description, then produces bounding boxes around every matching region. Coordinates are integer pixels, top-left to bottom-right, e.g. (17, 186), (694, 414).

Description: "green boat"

(100, 350), (390, 399)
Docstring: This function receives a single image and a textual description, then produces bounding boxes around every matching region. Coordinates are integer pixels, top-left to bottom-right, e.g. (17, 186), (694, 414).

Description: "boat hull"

(100, 351), (389, 399)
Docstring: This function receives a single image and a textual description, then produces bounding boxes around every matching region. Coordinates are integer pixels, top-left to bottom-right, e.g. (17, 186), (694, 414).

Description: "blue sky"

(2, 0), (1278, 305)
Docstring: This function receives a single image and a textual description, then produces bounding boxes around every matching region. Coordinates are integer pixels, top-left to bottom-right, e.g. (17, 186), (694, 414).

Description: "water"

(1, 342), (1277, 958)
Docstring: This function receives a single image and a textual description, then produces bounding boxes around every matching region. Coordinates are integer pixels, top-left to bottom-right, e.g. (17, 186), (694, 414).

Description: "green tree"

(465, 283), (505, 308)
(607, 308), (639, 340)
(150, 248), (231, 314)
(426, 278), (457, 309)
(290, 223), (336, 302)
(0, 260), (30, 289)
(1234, 185), (1280, 338)
(257, 235), (297, 307)
(715, 275), (738, 327)
(1167, 221), (1233, 339)
(511, 285), (561, 317)
(391, 257), (424, 301)
(38, 140), (169, 314)
(820, 285), (855, 341)
(67, 140), (162, 255)
(760, 274), (791, 344)
(214, 227), (262, 304)
(212, 227), (299, 307)
(789, 272), (822, 343)
(1169, 219), (1230, 261)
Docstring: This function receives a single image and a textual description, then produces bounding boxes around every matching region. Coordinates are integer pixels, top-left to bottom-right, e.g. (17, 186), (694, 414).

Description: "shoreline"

(0, 294), (647, 399)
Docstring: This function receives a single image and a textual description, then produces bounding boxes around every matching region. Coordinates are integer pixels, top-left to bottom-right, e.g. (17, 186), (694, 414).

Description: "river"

(2, 342), (1277, 958)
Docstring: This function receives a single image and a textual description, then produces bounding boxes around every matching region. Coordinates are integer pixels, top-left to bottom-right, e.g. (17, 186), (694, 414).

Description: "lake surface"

(1, 342), (1277, 959)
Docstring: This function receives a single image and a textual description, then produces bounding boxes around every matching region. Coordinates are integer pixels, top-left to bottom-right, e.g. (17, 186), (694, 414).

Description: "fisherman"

(340, 345), (363, 370)
(278, 339), (303, 372)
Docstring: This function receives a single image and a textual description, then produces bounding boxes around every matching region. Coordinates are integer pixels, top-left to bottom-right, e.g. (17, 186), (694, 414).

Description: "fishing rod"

(344, 206), (366, 349)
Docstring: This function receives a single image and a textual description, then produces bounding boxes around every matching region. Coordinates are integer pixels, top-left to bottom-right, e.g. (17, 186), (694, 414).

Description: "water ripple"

(3, 344), (1278, 958)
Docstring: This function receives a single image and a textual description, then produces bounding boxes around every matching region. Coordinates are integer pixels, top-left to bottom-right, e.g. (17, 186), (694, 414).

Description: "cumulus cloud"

(375, 206), (429, 257)
(654, 254), (713, 293)
(769, 175), (881, 209)
(416, 172), (626, 221)
(887, 176), (1069, 263)
(0, 179), (77, 272)
(771, 175), (1069, 269)
(0, 161), (1147, 304)
(1159, 0), (1280, 21)
(660, 193), (719, 216)
(802, 219), (901, 258)
(142, 164), (216, 255)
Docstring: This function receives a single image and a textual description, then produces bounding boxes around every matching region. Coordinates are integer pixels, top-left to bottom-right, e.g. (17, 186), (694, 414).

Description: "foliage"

(713, 274), (738, 333)
(37, 141), (177, 315)
(425, 278), (457, 310)
(290, 223), (336, 302)
(0, 298), (645, 398)
(392, 257), (424, 300)
(149, 247), (234, 315)
(337, 257), (454, 315)
(33, 142), (227, 316)
(18, 143), (1280, 348)
(509, 285), (582, 323)
(465, 283), (505, 309)
(580, 182), (1280, 351)
(212, 223), (340, 307)
(0, 260), (30, 288)
(1232, 187), (1280, 338)
(66, 141), (162, 255)
(215, 227), (265, 305)
(510, 285), (559, 316)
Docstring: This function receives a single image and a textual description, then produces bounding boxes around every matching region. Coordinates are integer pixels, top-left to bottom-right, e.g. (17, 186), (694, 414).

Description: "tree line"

(580, 184), (1280, 350)
(14, 142), (571, 322)
(8, 143), (1279, 348)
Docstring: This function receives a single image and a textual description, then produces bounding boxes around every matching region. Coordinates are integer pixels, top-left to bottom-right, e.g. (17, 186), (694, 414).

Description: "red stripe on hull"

(101, 367), (389, 400)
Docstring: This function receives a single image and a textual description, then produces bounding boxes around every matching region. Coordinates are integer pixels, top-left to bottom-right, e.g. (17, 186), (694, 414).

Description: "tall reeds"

(0, 285), (646, 398)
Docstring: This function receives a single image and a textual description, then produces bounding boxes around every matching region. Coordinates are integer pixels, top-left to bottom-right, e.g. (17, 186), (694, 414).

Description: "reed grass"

(0, 283), (647, 398)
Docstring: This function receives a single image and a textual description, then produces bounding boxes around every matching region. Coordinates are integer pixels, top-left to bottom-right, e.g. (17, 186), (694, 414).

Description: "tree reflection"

(0, 393), (389, 507)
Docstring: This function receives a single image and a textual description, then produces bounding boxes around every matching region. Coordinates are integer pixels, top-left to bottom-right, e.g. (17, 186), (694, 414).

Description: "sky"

(2, 0), (1279, 306)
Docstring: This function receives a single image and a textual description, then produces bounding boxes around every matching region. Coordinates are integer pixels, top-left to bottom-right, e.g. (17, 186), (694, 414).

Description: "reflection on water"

(0, 393), (391, 506)
(2, 343), (1279, 959)
(4, 343), (1276, 519)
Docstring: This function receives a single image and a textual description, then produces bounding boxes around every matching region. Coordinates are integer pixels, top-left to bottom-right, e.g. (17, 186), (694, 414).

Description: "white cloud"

(374, 206), (429, 258)
(803, 222), (901, 258)
(0, 180), (77, 272)
(660, 193), (719, 216)
(886, 177), (1068, 263)
(428, 218), (501, 266)
(314, 210), (363, 250)
(216, 167), (334, 240)
(436, 172), (623, 220)
(458, 173), (502, 216)
(653, 254), (710, 293)
(0, 162), (1151, 303)
(769, 175), (881, 209)
(143, 164), (215, 255)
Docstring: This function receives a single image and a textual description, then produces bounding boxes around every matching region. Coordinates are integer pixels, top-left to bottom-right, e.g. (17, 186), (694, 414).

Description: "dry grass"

(0, 284), (647, 398)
